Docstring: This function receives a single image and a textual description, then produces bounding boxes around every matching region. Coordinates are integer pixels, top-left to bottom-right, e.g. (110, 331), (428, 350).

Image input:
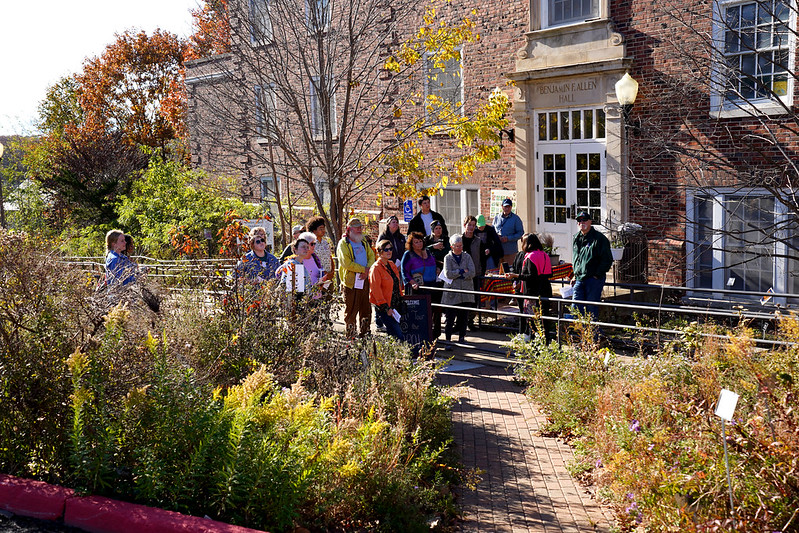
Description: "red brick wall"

(613, 0), (799, 285)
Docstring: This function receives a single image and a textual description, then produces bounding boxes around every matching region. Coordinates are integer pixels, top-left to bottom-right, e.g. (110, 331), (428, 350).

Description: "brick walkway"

(437, 361), (613, 532)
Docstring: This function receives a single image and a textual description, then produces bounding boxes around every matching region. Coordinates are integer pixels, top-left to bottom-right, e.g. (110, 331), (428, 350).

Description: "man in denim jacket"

(492, 198), (524, 265)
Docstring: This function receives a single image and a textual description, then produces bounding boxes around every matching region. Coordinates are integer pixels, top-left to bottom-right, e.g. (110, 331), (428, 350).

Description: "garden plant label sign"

(715, 389), (739, 422)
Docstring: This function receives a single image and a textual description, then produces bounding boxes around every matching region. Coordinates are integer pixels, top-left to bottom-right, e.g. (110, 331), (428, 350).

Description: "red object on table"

(480, 263), (573, 303)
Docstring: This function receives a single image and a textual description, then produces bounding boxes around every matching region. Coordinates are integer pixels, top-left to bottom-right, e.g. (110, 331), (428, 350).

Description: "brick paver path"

(438, 361), (613, 532)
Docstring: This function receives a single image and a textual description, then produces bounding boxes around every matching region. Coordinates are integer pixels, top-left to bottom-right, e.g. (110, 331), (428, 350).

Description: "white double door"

(536, 141), (606, 262)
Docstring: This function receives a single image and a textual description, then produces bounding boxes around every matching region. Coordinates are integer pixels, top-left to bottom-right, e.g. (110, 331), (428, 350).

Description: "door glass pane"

(789, 227), (799, 304)
(543, 153), (568, 225)
(724, 196), (774, 293)
(560, 111), (570, 140)
(693, 197), (714, 288)
(575, 151), (602, 223)
(539, 113), (547, 141)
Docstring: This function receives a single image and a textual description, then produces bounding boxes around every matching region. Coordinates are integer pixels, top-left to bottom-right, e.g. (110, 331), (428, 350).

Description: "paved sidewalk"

(437, 360), (614, 532)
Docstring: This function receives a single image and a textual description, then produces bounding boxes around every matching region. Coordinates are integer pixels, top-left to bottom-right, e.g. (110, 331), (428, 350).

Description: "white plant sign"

(715, 389), (739, 422)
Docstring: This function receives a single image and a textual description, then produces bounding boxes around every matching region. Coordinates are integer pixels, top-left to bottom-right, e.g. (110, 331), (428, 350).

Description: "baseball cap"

(476, 215), (486, 227)
(502, 198), (513, 207)
(575, 211), (592, 222)
(347, 217), (363, 228)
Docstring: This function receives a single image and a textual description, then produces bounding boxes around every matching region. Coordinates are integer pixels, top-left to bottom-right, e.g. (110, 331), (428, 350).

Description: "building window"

(255, 84), (276, 139)
(433, 187), (479, 231)
(544, 0), (599, 27)
(425, 51), (464, 115)
(260, 176), (279, 204)
(688, 190), (798, 299)
(249, 0), (272, 44)
(306, 0), (331, 33)
(310, 76), (337, 138)
(713, 0), (795, 113)
(315, 179), (331, 205)
(537, 107), (605, 142)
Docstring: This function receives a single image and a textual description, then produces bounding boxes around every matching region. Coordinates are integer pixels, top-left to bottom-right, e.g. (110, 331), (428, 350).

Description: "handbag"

(384, 262), (407, 314)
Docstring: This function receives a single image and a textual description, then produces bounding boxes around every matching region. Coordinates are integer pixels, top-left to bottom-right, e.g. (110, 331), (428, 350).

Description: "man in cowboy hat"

(336, 217), (376, 338)
(570, 210), (613, 319)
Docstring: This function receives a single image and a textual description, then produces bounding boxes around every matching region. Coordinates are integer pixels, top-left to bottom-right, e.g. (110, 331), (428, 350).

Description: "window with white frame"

(310, 76), (337, 138)
(537, 107), (606, 142)
(306, 0), (331, 33)
(713, 0), (795, 112)
(433, 188), (479, 232)
(260, 175), (279, 204)
(688, 190), (799, 299)
(254, 84), (276, 140)
(544, 0), (599, 27)
(249, 0), (272, 44)
(425, 51), (464, 115)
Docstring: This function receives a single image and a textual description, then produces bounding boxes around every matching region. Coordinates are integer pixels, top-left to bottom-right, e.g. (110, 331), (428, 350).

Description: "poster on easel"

(490, 190), (517, 219)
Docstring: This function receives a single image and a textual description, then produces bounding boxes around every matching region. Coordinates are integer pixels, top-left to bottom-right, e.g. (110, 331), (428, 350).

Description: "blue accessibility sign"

(403, 199), (414, 222)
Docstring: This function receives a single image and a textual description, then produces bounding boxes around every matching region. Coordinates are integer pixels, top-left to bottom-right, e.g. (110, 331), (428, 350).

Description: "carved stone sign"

(534, 77), (604, 107)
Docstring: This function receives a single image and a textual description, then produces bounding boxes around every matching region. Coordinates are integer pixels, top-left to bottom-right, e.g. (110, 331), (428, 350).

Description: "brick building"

(186, 0), (798, 299)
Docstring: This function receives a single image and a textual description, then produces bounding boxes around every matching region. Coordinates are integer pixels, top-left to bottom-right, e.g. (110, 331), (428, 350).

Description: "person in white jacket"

(441, 234), (476, 347)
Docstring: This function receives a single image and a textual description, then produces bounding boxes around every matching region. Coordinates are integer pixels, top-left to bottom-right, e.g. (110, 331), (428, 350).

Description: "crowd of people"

(103, 196), (614, 347)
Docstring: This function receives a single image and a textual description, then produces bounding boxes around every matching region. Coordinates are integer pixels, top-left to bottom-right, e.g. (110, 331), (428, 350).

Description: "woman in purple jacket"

(400, 231), (442, 341)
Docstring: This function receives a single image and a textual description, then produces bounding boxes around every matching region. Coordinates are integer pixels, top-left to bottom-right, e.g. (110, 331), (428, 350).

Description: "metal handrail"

(421, 284), (795, 348)
(63, 256), (797, 348)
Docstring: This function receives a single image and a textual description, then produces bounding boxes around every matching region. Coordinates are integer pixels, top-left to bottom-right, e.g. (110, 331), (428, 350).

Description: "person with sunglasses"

(369, 239), (405, 341)
(236, 227), (280, 282)
(297, 231), (335, 293)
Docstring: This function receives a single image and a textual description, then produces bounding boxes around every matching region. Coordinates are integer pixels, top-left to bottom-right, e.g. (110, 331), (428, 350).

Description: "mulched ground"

(0, 512), (81, 533)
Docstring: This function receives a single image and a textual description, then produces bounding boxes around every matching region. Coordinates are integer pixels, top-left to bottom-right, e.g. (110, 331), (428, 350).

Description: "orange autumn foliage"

(77, 30), (188, 151)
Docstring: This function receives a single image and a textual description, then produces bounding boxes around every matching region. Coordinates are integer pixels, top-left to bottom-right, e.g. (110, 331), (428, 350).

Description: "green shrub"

(1, 234), (461, 531)
(0, 231), (95, 482)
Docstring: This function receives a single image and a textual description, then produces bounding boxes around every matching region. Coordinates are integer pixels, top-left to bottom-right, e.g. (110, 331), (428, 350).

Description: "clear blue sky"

(0, 0), (200, 136)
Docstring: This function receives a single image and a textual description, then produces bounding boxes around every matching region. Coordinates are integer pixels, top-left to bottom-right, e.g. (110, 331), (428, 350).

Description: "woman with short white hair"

(440, 233), (476, 347)
(297, 231), (334, 289)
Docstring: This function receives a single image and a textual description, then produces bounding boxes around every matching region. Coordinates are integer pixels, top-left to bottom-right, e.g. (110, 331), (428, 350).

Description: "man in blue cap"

(570, 210), (613, 319)
(492, 198), (524, 265)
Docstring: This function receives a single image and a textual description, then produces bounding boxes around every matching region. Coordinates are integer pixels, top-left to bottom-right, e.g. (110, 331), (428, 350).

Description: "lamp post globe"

(615, 72), (639, 119)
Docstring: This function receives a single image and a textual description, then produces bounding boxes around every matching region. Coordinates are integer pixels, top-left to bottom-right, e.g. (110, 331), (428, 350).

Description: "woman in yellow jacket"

(369, 239), (405, 341)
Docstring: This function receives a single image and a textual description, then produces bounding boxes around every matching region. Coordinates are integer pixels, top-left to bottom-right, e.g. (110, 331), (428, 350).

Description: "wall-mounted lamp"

(614, 72), (640, 134)
(499, 128), (515, 144)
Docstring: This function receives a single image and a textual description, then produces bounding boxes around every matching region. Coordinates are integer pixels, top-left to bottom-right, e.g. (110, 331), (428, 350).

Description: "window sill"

(312, 135), (339, 142)
(711, 99), (792, 119)
(527, 18), (609, 39)
(255, 137), (277, 146)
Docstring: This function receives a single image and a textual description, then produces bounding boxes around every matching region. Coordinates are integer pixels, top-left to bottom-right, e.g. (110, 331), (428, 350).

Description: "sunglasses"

(254, 238), (265, 245)
(382, 247), (393, 252)
(309, 242), (316, 246)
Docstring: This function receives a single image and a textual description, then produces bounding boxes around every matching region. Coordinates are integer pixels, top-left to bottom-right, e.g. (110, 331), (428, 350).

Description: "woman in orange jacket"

(369, 239), (406, 341)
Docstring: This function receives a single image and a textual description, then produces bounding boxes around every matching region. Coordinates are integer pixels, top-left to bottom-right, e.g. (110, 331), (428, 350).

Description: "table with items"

(480, 263), (573, 304)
